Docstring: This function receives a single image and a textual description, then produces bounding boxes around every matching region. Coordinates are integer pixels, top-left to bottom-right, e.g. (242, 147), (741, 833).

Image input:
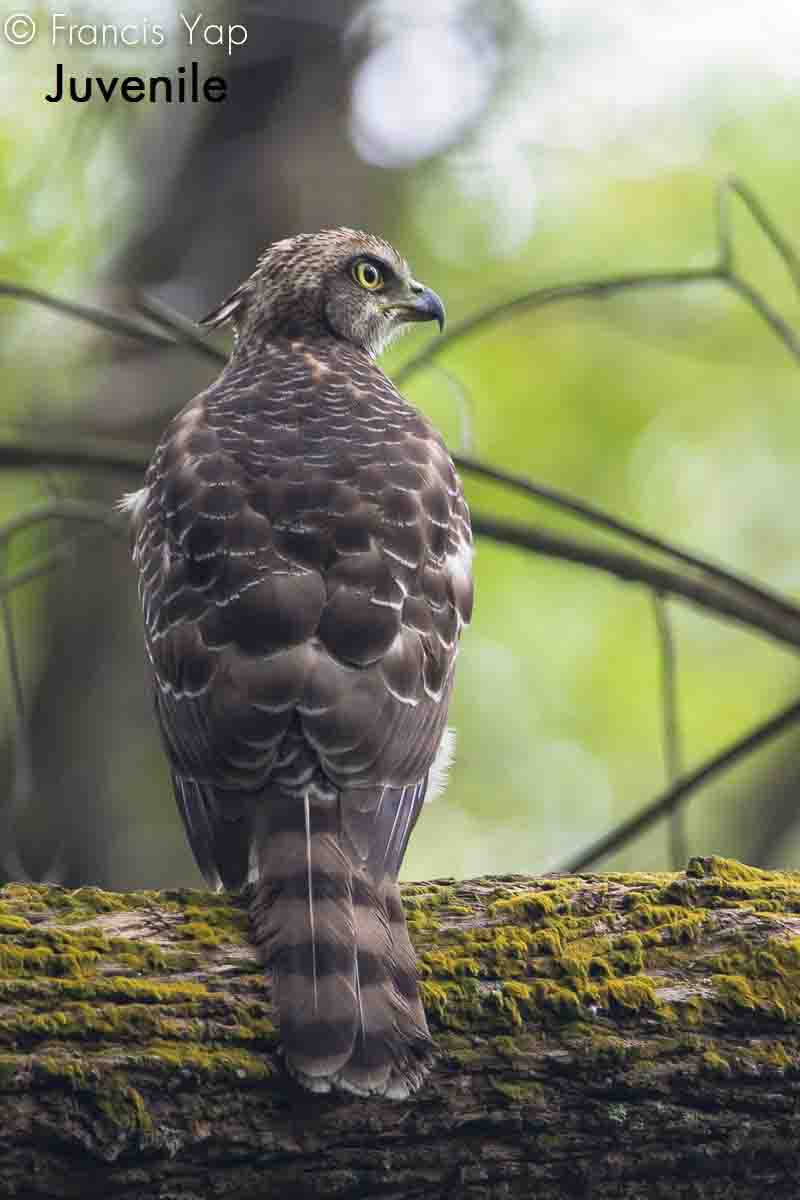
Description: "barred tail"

(250, 789), (434, 1098)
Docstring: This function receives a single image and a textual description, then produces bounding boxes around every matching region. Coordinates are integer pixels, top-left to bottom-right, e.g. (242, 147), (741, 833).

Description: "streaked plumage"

(128, 229), (473, 1097)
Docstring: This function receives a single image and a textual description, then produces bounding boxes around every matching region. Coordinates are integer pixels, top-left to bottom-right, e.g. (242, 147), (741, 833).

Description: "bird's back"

(131, 327), (472, 1097)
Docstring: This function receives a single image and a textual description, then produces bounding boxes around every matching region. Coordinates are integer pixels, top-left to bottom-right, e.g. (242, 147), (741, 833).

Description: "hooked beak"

(384, 285), (446, 333)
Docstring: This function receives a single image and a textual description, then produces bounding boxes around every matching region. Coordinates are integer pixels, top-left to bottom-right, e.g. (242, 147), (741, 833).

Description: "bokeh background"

(1, 0), (799, 889)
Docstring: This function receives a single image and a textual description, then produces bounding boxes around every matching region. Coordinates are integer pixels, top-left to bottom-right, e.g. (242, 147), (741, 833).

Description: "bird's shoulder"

(131, 336), (472, 689)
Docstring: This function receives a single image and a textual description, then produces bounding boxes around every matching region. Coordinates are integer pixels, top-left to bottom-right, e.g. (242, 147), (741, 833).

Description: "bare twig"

(429, 366), (476, 455)
(0, 500), (125, 542)
(0, 536), (103, 597)
(719, 176), (800, 296)
(0, 430), (148, 476)
(725, 273), (800, 359)
(470, 513), (800, 651)
(0, 282), (174, 350)
(561, 695), (800, 872)
(0, 549), (32, 881)
(395, 178), (800, 386)
(651, 594), (686, 869)
(395, 269), (727, 384)
(455, 456), (800, 623)
(132, 292), (227, 365)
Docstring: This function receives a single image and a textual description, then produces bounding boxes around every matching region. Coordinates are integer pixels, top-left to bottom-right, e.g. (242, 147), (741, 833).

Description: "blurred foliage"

(0, 0), (799, 887)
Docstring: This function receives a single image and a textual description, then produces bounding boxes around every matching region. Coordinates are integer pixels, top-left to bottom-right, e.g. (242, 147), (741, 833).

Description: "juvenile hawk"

(127, 229), (473, 1098)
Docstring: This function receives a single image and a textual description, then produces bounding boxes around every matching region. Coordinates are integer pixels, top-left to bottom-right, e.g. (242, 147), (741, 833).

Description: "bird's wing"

(130, 387), (322, 889)
(131, 343), (473, 888)
(279, 347), (472, 880)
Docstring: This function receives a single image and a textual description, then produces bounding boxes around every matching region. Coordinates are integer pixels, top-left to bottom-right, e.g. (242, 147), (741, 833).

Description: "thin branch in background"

(560, 695), (800, 873)
(429, 365), (476, 454)
(720, 176), (800, 296)
(0, 517), (117, 598)
(132, 292), (227, 366)
(0, 548), (32, 882)
(0, 499), (126, 542)
(454, 455), (800, 623)
(394, 178), (800, 387)
(395, 268), (726, 384)
(651, 593), (686, 869)
(0, 543), (81, 596)
(0, 282), (174, 350)
(0, 430), (149, 476)
(0, 519), (88, 885)
(471, 513), (800, 651)
(725, 273), (800, 359)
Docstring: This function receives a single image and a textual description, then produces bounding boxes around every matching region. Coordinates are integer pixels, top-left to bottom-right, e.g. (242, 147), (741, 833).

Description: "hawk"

(126, 229), (473, 1098)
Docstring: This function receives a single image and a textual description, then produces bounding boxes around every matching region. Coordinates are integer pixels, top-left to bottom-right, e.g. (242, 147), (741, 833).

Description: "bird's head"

(200, 228), (445, 358)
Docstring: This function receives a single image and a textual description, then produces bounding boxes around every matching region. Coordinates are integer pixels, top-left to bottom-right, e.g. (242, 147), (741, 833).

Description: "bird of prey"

(125, 229), (473, 1098)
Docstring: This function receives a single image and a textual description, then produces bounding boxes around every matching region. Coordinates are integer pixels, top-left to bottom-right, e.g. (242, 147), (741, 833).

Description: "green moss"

(420, 948), (482, 978)
(181, 902), (249, 941)
(0, 914), (30, 933)
(530, 928), (564, 956)
(0, 944), (96, 978)
(529, 979), (582, 1021)
(490, 1075), (546, 1105)
(138, 1040), (273, 1081)
(609, 933), (644, 975)
(107, 938), (171, 972)
(0, 975), (211, 1005)
(503, 980), (532, 1001)
(439, 1033), (485, 1067)
(0, 1001), (172, 1044)
(5, 861), (800, 1101)
(180, 921), (222, 948)
(0, 884), (161, 924)
(588, 957), (612, 979)
(33, 1052), (89, 1088)
(701, 1049), (732, 1077)
(490, 891), (556, 921)
(623, 899), (709, 942)
(605, 976), (658, 1014)
(405, 907), (440, 935)
(419, 980), (450, 1022)
(586, 1034), (634, 1069)
(0, 1055), (19, 1088)
(557, 955), (588, 981)
(96, 1078), (154, 1134)
(492, 1034), (525, 1061)
(687, 856), (787, 883)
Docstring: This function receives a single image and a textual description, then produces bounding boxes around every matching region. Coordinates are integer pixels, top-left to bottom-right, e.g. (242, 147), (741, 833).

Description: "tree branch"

(0, 282), (174, 350)
(394, 177), (800, 382)
(471, 513), (800, 650)
(561, 695), (800, 871)
(3, 860), (800, 1198)
(651, 594), (687, 870)
(456, 455), (800, 623)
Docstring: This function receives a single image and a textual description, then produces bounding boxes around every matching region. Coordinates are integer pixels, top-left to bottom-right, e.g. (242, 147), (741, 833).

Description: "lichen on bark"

(2, 856), (800, 1197)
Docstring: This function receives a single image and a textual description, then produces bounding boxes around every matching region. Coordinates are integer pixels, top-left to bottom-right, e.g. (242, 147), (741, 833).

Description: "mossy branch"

(3, 857), (800, 1198)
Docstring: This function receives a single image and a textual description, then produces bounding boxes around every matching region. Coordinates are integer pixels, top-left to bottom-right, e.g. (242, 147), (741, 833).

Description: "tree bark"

(1, 855), (799, 1198)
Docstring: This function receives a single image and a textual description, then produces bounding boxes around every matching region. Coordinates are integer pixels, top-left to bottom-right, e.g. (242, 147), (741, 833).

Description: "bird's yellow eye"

(352, 260), (385, 291)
